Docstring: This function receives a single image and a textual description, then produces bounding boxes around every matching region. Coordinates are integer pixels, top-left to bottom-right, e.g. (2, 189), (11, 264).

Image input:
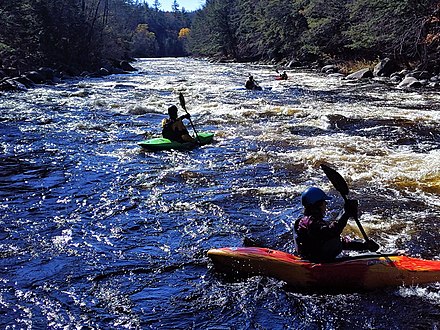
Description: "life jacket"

(162, 118), (189, 143)
(294, 214), (344, 262)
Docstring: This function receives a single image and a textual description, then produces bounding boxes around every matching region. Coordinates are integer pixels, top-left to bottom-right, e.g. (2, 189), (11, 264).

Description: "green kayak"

(138, 132), (214, 151)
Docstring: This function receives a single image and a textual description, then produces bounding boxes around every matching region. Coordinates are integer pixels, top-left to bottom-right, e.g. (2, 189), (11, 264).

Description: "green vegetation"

(0, 0), (192, 73)
(2, 0), (439, 75)
(188, 0), (440, 71)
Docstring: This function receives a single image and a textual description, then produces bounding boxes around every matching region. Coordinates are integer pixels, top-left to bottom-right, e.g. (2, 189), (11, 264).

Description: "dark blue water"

(1, 58), (439, 329)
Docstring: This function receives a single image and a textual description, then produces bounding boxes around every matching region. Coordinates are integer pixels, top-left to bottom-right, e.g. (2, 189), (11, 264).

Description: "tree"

(153, 0), (161, 11)
(300, 0), (351, 59)
(345, 0), (440, 65)
(0, 0), (42, 70)
(178, 28), (191, 39)
(172, 0), (180, 12)
(188, 0), (237, 58)
(132, 24), (158, 57)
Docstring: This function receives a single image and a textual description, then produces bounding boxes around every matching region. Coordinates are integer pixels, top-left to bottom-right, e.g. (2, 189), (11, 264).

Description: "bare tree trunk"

(88, 0), (102, 43)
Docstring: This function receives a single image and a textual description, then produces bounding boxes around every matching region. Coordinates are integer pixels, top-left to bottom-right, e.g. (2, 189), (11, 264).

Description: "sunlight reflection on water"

(0, 58), (439, 329)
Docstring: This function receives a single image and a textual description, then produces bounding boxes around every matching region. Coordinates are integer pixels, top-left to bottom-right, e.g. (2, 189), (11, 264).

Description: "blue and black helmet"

(301, 187), (332, 206)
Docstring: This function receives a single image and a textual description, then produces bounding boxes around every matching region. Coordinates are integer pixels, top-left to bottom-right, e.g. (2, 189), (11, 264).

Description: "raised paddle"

(320, 163), (370, 242)
(178, 92), (201, 144)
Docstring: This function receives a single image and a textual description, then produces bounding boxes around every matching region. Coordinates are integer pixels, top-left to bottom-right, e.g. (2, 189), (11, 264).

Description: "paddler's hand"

(344, 199), (358, 218)
(366, 240), (380, 252)
(182, 113), (191, 120)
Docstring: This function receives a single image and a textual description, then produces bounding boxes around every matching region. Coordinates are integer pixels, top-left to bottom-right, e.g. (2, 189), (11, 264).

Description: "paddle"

(320, 163), (370, 242)
(178, 92), (201, 144)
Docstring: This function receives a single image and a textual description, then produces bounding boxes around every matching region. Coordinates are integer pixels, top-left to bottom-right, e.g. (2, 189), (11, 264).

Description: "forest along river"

(1, 58), (439, 328)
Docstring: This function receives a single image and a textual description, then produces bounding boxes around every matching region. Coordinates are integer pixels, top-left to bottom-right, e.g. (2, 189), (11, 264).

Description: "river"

(1, 58), (439, 329)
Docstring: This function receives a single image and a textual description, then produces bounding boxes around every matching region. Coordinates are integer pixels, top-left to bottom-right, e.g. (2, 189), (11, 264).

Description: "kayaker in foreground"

(279, 71), (288, 80)
(294, 187), (379, 262)
(245, 75), (262, 90)
(162, 105), (195, 143)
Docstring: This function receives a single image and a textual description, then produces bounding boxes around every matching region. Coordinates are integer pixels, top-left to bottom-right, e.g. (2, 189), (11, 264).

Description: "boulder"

(15, 75), (35, 88)
(373, 58), (399, 77)
(37, 67), (55, 81)
(25, 71), (46, 84)
(98, 67), (111, 76)
(328, 73), (345, 78)
(119, 60), (136, 71)
(345, 68), (374, 80)
(321, 65), (339, 74)
(109, 67), (126, 75)
(0, 78), (27, 91)
(398, 77), (422, 88)
(390, 73), (402, 83)
(406, 70), (431, 80)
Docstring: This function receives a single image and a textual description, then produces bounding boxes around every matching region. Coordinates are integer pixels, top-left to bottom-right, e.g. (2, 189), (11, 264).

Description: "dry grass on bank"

(338, 60), (377, 75)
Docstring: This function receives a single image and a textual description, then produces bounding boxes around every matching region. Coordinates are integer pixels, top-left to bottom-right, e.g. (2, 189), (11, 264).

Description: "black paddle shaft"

(320, 164), (370, 242)
(179, 93), (201, 144)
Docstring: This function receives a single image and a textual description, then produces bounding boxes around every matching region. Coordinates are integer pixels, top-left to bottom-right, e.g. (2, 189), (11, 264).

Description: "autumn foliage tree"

(132, 24), (159, 57)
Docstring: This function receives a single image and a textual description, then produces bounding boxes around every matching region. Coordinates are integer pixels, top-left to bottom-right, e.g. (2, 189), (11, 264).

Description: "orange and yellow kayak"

(207, 247), (440, 290)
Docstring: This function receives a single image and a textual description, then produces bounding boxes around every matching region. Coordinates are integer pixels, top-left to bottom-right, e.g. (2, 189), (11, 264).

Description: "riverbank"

(0, 60), (137, 92)
(209, 54), (440, 90)
(3, 54), (440, 95)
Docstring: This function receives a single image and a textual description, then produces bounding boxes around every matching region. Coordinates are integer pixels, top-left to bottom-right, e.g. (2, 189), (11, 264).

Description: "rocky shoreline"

(210, 55), (440, 90)
(0, 60), (137, 92)
(290, 57), (440, 89)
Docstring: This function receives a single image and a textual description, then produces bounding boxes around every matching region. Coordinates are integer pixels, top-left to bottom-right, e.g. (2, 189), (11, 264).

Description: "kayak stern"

(207, 247), (440, 290)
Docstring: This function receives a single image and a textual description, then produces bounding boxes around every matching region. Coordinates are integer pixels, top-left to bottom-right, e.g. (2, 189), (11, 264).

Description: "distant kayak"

(208, 247), (440, 291)
(139, 132), (214, 151)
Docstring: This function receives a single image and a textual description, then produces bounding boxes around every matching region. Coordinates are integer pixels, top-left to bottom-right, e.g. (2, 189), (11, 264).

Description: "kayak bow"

(207, 247), (440, 290)
(139, 132), (214, 151)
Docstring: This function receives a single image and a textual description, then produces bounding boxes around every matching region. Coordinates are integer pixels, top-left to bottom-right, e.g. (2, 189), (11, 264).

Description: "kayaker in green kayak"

(162, 105), (195, 143)
(294, 187), (379, 262)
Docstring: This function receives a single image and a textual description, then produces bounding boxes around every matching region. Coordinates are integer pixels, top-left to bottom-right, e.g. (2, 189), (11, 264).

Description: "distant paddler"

(245, 75), (262, 91)
(275, 68), (288, 80)
(279, 71), (288, 80)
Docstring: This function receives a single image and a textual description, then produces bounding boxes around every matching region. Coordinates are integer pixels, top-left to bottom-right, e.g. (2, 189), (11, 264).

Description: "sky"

(145, 0), (206, 12)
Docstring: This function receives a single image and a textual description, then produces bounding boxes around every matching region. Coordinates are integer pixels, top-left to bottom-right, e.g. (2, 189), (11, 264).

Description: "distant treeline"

(2, 0), (439, 75)
(187, 0), (440, 71)
(0, 0), (192, 74)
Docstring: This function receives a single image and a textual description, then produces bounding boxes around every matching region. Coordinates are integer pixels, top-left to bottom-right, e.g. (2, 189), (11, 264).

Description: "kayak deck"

(207, 247), (440, 290)
(139, 132), (214, 151)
